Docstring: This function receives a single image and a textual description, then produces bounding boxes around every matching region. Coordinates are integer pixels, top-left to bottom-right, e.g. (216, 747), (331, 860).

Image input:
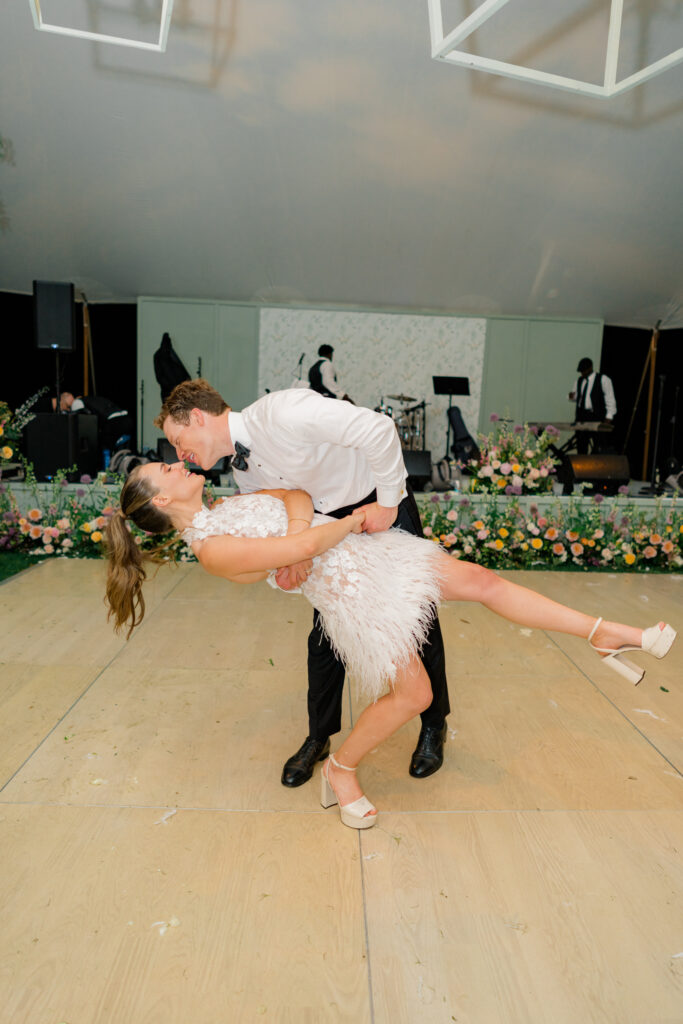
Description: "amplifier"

(565, 454), (630, 495)
(23, 413), (98, 481)
(403, 449), (431, 491)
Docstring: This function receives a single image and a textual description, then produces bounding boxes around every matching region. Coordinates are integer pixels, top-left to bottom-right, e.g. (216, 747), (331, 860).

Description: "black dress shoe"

(409, 723), (447, 779)
(281, 735), (331, 788)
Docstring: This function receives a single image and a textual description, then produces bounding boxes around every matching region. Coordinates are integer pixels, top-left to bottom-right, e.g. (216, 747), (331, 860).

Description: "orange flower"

(643, 545), (657, 559)
(566, 530), (579, 542)
(91, 531), (103, 543)
(498, 528), (509, 538)
(570, 542), (584, 556)
(552, 543), (564, 555)
(28, 508), (42, 521)
(473, 520), (485, 530)
(494, 538), (504, 550)
(624, 552), (636, 565)
(544, 527), (559, 540)
(662, 540), (674, 553)
(649, 534), (662, 545)
(29, 525), (42, 539)
(531, 538), (543, 549)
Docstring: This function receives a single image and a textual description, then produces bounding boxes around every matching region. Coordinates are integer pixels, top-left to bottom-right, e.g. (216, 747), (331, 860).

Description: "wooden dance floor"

(1, 558), (682, 1023)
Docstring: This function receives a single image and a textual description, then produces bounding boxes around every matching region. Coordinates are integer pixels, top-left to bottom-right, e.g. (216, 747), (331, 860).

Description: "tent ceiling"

(1, 0), (682, 327)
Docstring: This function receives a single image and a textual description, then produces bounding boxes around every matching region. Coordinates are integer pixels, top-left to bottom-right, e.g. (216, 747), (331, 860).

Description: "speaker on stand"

(403, 449), (432, 492)
(33, 281), (77, 412)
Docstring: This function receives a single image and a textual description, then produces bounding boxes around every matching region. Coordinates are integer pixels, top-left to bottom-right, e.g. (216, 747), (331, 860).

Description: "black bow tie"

(232, 440), (250, 472)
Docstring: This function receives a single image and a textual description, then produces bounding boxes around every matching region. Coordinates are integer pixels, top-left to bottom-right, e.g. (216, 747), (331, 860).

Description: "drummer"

(308, 345), (355, 404)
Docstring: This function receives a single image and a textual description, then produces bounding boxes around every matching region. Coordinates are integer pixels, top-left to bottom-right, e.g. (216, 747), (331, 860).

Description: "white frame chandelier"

(428, 0), (683, 98)
(28, 0), (175, 52)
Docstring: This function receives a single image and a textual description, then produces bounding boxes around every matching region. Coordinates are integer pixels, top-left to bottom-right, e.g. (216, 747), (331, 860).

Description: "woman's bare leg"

(326, 655), (433, 815)
(437, 553), (644, 650)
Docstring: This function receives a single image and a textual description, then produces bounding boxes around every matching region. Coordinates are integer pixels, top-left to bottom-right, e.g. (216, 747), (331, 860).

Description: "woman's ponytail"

(104, 469), (174, 638)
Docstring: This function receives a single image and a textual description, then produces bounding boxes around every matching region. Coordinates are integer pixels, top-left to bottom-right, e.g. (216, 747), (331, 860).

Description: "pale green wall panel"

(480, 316), (602, 433)
(524, 319), (602, 423)
(137, 298), (259, 449)
(215, 305), (260, 413)
(479, 318), (527, 430)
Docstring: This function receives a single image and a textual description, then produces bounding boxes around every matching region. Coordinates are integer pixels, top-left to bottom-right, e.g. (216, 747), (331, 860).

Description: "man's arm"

(601, 375), (617, 420)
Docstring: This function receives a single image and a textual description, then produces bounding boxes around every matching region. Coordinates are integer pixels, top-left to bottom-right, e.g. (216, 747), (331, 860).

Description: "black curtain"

(1, 290), (137, 441)
(602, 325), (683, 481)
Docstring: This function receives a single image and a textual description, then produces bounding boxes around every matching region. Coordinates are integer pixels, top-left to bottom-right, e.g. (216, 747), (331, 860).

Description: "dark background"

(2, 290), (137, 438)
(602, 325), (682, 483)
(2, 289), (681, 483)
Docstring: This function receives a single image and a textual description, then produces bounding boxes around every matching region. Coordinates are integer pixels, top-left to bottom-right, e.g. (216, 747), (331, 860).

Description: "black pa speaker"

(33, 280), (76, 351)
(565, 454), (630, 495)
(23, 413), (98, 481)
(403, 449), (432, 491)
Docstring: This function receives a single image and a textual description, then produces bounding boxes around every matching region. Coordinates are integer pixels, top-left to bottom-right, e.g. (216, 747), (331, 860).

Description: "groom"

(155, 380), (450, 785)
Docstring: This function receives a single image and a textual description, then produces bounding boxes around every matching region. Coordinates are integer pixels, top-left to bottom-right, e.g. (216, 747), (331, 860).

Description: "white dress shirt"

(229, 389), (407, 513)
(573, 372), (617, 419)
(319, 358), (346, 399)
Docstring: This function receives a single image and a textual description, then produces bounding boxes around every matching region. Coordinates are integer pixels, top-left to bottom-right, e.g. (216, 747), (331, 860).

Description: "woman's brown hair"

(104, 467), (174, 639)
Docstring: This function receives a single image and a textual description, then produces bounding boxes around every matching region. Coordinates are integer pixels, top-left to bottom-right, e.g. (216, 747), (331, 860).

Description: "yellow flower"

(498, 527), (509, 538)
(497, 478), (507, 488)
(494, 538), (504, 550)
(531, 538), (543, 549)
(624, 552), (636, 565)
(91, 531), (103, 543)
(0, 424), (3, 436)
(82, 522), (92, 532)
(1, 445), (12, 459)
(511, 463), (520, 473)
(521, 542), (529, 551)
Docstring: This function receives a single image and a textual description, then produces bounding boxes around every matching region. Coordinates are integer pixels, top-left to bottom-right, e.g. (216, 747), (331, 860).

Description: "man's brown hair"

(154, 378), (230, 429)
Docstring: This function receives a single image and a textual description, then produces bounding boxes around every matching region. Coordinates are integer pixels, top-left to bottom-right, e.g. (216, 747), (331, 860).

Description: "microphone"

(298, 352), (305, 365)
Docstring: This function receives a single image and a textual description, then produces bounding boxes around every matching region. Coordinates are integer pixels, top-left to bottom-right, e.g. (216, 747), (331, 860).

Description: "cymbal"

(387, 393), (416, 402)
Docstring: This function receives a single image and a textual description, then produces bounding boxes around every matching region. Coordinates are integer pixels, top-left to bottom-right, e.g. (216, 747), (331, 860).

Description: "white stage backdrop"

(258, 309), (486, 461)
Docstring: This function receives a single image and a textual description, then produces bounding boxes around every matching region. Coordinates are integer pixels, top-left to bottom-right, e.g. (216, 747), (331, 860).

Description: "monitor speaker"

(33, 280), (76, 351)
(403, 449), (432, 491)
(23, 413), (98, 481)
(565, 454), (630, 494)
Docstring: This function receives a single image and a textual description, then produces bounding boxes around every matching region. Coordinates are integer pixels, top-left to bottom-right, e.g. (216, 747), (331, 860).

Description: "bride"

(105, 461), (676, 830)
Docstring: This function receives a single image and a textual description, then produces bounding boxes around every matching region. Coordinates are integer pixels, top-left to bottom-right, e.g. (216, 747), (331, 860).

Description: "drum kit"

(375, 393), (427, 451)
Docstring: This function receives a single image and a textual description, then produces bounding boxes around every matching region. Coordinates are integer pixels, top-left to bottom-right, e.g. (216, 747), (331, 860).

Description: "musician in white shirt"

(569, 357), (617, 453)
(156, 380), (451, 788)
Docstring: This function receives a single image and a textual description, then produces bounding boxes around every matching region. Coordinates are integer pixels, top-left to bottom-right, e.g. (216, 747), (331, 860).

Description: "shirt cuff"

(376, 484), (407, 508)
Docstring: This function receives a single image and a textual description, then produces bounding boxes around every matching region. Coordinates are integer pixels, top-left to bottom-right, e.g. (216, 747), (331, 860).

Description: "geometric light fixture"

(428, 0), (683, 99)
(27, 0), (174, 52)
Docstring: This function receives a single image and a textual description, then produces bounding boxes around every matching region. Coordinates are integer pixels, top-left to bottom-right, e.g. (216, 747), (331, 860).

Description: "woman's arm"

(253, 488), (314, 534)
(196, 510), (364, 582)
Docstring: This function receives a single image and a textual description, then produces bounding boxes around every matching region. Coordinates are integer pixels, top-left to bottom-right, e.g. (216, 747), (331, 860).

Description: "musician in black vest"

(569, 357), (617, 453)
(308, 345), (354, 403)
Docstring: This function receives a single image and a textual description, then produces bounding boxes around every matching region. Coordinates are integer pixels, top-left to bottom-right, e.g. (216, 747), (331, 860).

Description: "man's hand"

(275, 560), (313, 590)
(354, 501), (398, 533)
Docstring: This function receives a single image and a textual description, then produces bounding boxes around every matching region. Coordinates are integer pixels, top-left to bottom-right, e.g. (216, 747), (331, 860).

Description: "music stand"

(433, 376), (470, 459)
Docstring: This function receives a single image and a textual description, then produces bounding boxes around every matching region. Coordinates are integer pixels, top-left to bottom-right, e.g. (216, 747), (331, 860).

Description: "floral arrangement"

(0, 389), (48, 469)
(466, 415), (560, 495)
(420, 491), (682, 572)
(0, 465), (216, 562)
(1, 468), (680, 574)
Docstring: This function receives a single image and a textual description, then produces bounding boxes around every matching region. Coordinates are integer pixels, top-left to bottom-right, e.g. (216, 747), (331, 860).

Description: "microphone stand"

(639, 374), (666, 496)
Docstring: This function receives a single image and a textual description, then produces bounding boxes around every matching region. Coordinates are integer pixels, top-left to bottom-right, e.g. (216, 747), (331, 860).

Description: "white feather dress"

(182, 493), (445, 701)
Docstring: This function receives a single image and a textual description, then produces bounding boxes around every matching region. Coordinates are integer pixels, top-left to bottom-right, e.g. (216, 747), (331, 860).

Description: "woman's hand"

(349, 509), (366, 534)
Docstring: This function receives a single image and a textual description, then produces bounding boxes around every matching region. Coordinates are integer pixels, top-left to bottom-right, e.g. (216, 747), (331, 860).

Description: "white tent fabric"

(0, 1), (682, 326)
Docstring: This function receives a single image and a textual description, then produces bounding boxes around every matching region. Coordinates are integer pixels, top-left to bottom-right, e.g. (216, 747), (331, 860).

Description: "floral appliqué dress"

(182, 493), (445, 701)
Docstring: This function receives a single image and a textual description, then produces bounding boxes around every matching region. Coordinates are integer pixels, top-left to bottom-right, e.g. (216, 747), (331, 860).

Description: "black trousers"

(306, 487), (451, 740)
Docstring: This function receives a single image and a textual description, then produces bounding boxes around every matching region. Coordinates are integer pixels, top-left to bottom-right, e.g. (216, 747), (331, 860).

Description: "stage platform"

(0, 558), (681, 1022)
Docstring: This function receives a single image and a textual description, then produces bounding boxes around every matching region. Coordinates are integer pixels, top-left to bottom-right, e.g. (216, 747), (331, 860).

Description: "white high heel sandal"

(588, 617), (677, 685)
(320, 754), (377, 830)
